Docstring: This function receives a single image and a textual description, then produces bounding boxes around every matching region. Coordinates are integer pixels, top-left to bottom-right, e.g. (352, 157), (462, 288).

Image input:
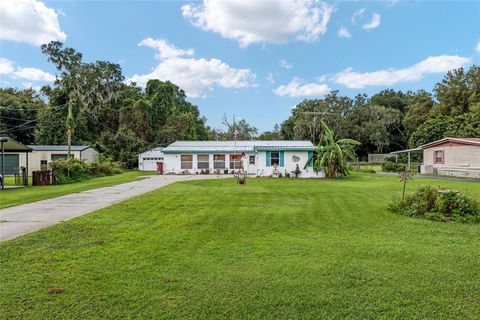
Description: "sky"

(0, 0), (479, 132)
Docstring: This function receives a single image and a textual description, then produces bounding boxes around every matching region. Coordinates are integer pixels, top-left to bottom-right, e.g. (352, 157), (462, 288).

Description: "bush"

(49, 156), (123, 184)
(382, 161), (406, 172)
(49, 158), (89, 183)
(388, 186), (480, 223)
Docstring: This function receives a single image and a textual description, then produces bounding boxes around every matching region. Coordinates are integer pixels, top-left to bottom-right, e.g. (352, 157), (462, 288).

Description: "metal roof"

(27, 145), (94, 151)
(419, 137), (480, 149)
(0, 137), (33, 152)
(390, 147), (423, 155)
(162, 140), (315, 153)
(138, 147), (164, 156)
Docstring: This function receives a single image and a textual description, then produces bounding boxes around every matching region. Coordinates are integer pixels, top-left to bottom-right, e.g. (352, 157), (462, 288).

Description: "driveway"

(0, 174), (228, 242)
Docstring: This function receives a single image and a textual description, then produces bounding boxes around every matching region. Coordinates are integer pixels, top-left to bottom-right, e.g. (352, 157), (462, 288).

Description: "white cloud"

(181, 0), (335, 47)
(332, 55), (471, 89)
(128, 38), (256, 98)
(274, 77), (330, 97)
(139, 38), (194, 60)
(351, 8), (365, 24)
(337, 26), (351, 38)
(0, 0), (66, 46)
(362, 13), (381, 30)
(476, 40), (480, 53)
(266, 72), (275, 84)
(0, 58), (15, 74)
(0, 57), (55, 82)
(279, 59), (293, 69)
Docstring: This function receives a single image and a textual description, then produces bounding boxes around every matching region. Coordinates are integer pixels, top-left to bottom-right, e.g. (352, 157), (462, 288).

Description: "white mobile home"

(159, 140), (322, 178)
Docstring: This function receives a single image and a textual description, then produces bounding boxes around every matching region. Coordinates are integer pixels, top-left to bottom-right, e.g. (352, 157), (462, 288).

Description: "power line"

(0, 102), (67, 111)
(0, 103), (67, 134)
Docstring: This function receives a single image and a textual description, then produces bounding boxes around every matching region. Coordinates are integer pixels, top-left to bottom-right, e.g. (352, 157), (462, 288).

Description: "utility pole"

(297, 107), (337, 144)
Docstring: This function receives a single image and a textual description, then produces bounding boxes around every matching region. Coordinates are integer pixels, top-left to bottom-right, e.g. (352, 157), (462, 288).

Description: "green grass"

(0, 171), (154, 208)
(1, 173), (479, 319)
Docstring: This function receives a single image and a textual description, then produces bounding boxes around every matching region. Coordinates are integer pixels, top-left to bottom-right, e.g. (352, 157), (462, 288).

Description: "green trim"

(255, 147), (316, 151)
(266, 151), (271, 167)
(307, 151), (314, 168)
(279, 151), (284, 167)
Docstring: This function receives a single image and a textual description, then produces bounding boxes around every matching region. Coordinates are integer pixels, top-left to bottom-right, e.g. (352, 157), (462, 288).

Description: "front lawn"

(1, 174), (479, 319)
(0, 171), (154, 208)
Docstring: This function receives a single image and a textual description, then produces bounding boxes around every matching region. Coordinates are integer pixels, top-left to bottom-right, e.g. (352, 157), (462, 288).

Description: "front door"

(247, 155), (256, 174)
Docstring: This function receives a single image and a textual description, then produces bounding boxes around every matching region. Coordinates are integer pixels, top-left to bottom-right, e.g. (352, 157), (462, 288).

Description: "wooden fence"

(32, 170), (59, 186)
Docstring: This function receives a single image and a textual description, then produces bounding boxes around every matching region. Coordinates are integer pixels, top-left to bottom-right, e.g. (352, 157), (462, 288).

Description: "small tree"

(308, 120), (360, 178)
(398, 172), (414, 200)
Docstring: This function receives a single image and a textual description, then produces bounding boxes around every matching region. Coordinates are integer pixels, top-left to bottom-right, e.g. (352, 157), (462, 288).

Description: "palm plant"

(307, 120), (360, 179)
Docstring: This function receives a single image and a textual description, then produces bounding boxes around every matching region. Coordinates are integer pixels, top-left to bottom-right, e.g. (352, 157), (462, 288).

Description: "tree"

(0, 88), (46, 144)
(258, 124), (282, 140)
(403, 90), (434, 136)
(41, 41), (124, 156)
(432, 65), (480, 116)
(220, 115), (258, 140)
(309, 120), (360, 179)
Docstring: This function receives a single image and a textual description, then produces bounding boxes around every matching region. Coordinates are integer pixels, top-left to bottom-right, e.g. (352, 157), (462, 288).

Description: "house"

(3, 144), (98, 175)
(420, 137), (480, 178)
(157, 140), (322, 178)
(138, 147), (164, 171)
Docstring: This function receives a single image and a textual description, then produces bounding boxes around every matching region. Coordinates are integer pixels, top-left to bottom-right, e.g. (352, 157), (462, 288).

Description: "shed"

(0, 137), (32, 189)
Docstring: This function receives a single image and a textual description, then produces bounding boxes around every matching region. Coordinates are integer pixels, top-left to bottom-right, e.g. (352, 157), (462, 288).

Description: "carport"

(390, 147), (423, 171)
(0, 137), (32, 189)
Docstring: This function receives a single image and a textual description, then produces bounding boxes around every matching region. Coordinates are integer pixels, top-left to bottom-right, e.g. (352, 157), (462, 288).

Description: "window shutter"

(279, 151), (285, 167)
(266, 151), (271, 167)
(308, 151), (313, 168)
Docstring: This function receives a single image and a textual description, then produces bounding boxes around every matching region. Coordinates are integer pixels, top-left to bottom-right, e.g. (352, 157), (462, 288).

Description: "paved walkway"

(0, 174), (228, 242)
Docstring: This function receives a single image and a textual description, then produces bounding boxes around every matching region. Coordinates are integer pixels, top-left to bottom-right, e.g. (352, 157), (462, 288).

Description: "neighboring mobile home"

(3, 145), (98, 175)
(155, 140), (322, 178)
(421, 137), (480, 178)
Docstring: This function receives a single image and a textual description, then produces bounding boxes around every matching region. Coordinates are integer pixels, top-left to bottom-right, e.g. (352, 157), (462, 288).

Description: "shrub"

(388, 186), (480, 223)
(382, 161), (406, 172)
(49, 156), (123, 184)
(49, 158), (89, 183)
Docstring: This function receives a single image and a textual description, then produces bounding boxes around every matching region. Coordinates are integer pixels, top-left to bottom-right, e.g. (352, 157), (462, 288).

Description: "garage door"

(0, 154), (19, 175)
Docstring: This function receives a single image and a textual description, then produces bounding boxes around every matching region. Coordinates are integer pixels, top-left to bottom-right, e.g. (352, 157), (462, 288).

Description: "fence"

(32, 170), (59, 186)
(14, 167), (28, 186)
(368, 154), (390, 164)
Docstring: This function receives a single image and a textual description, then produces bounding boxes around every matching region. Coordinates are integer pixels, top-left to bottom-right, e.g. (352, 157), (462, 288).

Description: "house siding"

(423, 145), (480, 177)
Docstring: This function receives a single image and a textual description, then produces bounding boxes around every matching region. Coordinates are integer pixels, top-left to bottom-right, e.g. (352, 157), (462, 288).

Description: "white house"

(138, 147), (164, 171)
(155, 140), (322, 178)
(420, 137), (480, 178)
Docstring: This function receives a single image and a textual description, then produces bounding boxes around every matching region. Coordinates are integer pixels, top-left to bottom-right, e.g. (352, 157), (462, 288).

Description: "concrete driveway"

(0, 174), (227, 242)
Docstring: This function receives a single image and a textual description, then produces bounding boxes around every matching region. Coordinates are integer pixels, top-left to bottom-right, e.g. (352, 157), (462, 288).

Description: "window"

(229, 154), (242, 169)
(197, 154), (209, 169)
(434, 150), (444, 164)
(214, 154), (225, 169)
(249, 155), (255, 165)
(40, 160), (48, 170)
(270, 152), (280, 166)
(181, 155), (193, 169)
(51, 154), (68, 161)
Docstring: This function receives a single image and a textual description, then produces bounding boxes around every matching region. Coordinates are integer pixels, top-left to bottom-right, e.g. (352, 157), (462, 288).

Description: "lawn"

(0, 171), (154, 208)
(1, 173), (479, 319)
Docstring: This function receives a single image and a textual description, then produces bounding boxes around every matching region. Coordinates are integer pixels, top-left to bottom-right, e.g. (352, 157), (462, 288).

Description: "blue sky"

(1, 0), (479, 131)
